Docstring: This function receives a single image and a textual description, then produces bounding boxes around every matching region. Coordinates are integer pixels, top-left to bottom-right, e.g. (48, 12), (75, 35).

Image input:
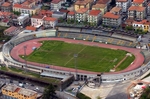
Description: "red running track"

(10, 38), (144, 74)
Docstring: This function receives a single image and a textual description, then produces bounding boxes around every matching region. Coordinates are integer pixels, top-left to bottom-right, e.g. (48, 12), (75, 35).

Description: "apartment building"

(116, 0), (131, 12)
(51, 0), (65, 11)
(128, 6), (146, 21)
(132, 20), (150, 32)
(2, 84), (38, 99)
(31, 15), (44, 28)
(92, 4), (107, 15)
(74, 0), (90, 11)
(147, 3), (150, 16)
(1, 2), (12, 12)
(87, 10), (102, 26)
(43, 17), (58, 28)
(75, 8), (89, 22)
(67, 11), (75, 20)
(102, 12), (121, 27)
(13, 0), (40, 16)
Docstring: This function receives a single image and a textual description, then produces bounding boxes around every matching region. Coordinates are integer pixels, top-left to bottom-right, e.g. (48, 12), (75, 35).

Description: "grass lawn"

(25, 41), (135, 72)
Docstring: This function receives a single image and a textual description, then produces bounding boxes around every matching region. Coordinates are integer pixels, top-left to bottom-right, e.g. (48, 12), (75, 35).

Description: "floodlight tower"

(74, 54), (78, 80)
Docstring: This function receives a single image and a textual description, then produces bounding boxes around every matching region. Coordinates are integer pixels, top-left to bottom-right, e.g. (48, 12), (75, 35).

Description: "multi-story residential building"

(116, 0), (131, 12)
(87, 10), (102, 26)
(67, 11), (75, 20)
(132, 20), (150, 32)
(1, 2), (12, 12)
(0, 0), (5, 6)
(92, 4), (107, 15)
(52, 11), (66, 19)
(2, 84), (38, 99)
(18, 14), (30, 27)
(31, 15), (44, 28)
(110, 6), (122, 15)
(43, 17), (57, 28)
(13, 1), (40, 16)
(147, 3), (150, 16)
(51, 0), (64, 11)
(128, 6), (146, 21)
(102, 12), (121, 27)
(75, 8), (89, 22)
(132, 0), (145, 7)
(74, 0), (90, 11)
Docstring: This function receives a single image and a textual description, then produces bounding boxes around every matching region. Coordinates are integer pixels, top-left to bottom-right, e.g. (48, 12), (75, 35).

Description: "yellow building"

(2, 84), (38, 99)
(92, 4), (107, 15)
(74, 0), (90, 11)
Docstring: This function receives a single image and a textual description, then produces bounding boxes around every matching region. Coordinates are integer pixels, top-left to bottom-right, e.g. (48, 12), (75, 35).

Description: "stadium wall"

(2, 29), (150, 83)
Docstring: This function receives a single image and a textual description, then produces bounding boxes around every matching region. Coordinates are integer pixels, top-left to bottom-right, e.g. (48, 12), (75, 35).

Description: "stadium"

(2, 29), (149, 83)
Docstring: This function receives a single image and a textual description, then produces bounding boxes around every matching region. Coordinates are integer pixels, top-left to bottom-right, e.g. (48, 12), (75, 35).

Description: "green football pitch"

(24, 41), (135, 72)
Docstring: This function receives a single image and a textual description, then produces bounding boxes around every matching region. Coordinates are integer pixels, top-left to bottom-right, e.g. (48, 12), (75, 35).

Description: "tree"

(42, 84), (57, 99)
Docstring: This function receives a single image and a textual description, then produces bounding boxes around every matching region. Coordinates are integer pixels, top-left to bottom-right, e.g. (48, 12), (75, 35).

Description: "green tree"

(125, 25), (133, 31)
(58, 17), (64, 23)
(42, 84), (57, 99)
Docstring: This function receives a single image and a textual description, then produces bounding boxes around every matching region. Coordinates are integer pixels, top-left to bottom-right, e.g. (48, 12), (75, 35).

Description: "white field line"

(64, 46), (87, 66)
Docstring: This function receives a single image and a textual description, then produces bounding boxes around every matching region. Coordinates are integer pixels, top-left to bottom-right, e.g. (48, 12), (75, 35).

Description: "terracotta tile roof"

(148, 3), (150, 6)
(13, 4), (22, 8)
(89, 10), (101, 16)
(2, 2), (11, 7)
(116, 0), (127, 2)
(59, 9), (69, 13)
(43, 17), (57, 21)
(4, 26), (17, 33)
(22, 0), (34, 6)
(97, 0), (110, 4)
(92, 4), (106, 8)
(133, 0), (144, 4)
(128, 6), (145, 12)
(26, 26), (36, 31)
(38, 10), (53, 17)
(32, 15), (44, 19)
(103, 12), (120, 19)
(76, 8), (88, 14)
(68, 11), (75, 15)
(110, 7), (122, 13)
(133, 20), (150, 25)
(51, 0), (61, 4)
(75, 0), (89, 5)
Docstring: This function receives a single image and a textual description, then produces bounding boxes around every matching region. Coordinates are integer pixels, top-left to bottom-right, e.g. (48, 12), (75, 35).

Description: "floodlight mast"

(74, 54), (78, 80)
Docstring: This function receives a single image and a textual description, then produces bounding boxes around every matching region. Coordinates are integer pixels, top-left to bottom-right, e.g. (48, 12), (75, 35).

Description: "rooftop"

(68, 11), (75, 15)
(2, 84), (37, 97)
(4, 26), (18, 33)
(26, 26), (36, 31)
(43, 17), (57, 21)
(128, 6), (145, 12)
(103, 12), (120, 19)
(76, 8), (88, 14)
(89, 10), (101, 16)
(116, 0), (127, 2)
(133, 0), (144, 4)
(32, 15), (44, 19)
(92, 4), (106, 8)
(2, 2), (11, 7)
(110, 6), (122, 13)
(97, 0), (110, 4)
(51, 0), (61, 4)
(75, 0), (89, 5)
